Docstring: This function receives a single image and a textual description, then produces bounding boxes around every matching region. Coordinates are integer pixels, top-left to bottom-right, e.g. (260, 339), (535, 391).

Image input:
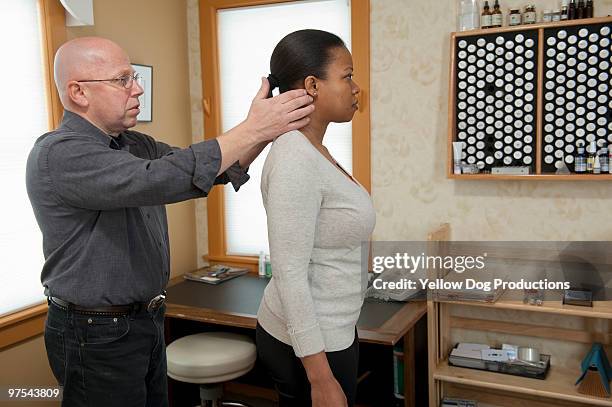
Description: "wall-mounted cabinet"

(448, 17), (612, 180)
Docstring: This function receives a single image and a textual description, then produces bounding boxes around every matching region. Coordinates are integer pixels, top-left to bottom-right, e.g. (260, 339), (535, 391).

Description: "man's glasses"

(76, 72), (141, 89)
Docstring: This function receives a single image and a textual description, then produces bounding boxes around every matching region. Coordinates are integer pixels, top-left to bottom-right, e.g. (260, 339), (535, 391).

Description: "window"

(0, 0), (64, 346)
(201, 0), (370, 264)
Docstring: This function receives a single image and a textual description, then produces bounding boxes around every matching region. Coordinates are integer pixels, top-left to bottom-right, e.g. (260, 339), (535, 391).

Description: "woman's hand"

(301, 352), (347, 407)
(310, 375), (347, 407)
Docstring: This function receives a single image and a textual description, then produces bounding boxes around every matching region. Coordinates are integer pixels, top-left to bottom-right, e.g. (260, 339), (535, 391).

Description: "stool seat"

(166, 332), (256, 384)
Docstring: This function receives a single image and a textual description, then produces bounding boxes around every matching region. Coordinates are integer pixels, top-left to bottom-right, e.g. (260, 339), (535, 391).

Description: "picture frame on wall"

(132, 63), (152, 122)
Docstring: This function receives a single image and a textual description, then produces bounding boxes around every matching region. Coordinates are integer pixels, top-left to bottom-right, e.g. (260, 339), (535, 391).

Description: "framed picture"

(132, 64), (152, 122)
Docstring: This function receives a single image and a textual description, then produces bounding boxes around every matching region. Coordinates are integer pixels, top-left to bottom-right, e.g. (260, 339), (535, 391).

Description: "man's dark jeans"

(44, 300), (168, 407)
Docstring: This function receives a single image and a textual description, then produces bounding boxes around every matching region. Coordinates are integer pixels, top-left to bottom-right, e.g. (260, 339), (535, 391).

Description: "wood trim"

(403, 329), (416, 407)
(448, 33), (457, 178)
(201, 0), (372, 257)
(351, 0), (371, 193)
(0, 303), (48, 350)
(450, 316), (612, 345)
(39, 0), (66, 129)
(0, 0), (65, 350)
(536, 27), (544, 175)
(449, 174), (612, 180)
(200, 0), (226, 259)
(453, 16), (612, 37)
(203, 254), (258, 273)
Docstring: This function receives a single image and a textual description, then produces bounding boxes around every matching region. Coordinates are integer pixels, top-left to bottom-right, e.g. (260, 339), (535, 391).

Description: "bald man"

(26, 37), (314, 407)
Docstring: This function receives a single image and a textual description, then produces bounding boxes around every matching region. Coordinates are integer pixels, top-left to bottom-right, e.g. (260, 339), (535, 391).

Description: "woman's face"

(309, 46), (360, 123)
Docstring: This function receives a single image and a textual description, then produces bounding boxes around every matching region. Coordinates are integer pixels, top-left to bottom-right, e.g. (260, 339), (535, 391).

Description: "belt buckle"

(147, 292), (166, 312)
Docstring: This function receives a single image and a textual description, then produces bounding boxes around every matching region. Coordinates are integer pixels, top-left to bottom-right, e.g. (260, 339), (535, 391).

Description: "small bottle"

(576, 0), (585, 18)
(265, 255), (272, 278)
(575, 143), (586, 173)
(608, 145), (612, 174)
(585, 0), (593, 18)
(552, 9), (561, 21)
(457, 0), (481, 31)
(258, 251), (266, 277)
(586, 141), (596, 173)
(568, 0), (576, 19)
(594, 154), (601, 174)
(561, 0), (569, 20)
(543, 9), (552, 22)
(491, 0), (503, 27)
(481, 1), (492, 28)
(508, 8), (522, 25)
(523, 4), (537, 24)
(600, 147), (609, 173)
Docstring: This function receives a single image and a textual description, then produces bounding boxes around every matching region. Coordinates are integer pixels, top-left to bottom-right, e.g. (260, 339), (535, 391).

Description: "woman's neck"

(299, 119), (329, 146)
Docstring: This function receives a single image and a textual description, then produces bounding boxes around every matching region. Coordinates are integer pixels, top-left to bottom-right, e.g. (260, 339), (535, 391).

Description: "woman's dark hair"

(267, 29), (345, 98)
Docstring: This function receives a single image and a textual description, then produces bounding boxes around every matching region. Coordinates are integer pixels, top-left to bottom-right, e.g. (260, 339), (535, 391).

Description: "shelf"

(452, 16), (612, 37)
(433, 297), (612, 319)
(434, 360), (612, 406)
(448, 174), (612, 181)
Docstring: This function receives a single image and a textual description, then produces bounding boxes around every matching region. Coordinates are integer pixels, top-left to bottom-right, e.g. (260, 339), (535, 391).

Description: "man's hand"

(244, 77), (314, 142)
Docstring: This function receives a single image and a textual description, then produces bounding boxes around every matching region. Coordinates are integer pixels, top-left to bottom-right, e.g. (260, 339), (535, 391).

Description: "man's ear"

(304, 75), (318, 97)
(66, 81), (89, 108)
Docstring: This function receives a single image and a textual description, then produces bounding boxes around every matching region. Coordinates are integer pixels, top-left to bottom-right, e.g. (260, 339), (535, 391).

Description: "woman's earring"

(313, 91), (318, 97)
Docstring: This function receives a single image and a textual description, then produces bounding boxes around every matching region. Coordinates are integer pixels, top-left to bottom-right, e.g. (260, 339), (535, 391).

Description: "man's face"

(80, 52), (144, 135)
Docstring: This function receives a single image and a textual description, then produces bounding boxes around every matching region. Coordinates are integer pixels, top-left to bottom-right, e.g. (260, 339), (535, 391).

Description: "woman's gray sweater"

(257, 130), (376, 357)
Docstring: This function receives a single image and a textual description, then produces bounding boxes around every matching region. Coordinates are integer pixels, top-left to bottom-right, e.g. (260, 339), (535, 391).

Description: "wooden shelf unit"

(434, 360), (612, 407)
(429, 296), (612, 406)
(426, 224), (612, 406)
(447, 16), (612, 180)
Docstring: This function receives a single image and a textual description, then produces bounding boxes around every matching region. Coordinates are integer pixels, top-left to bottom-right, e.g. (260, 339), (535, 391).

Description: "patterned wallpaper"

(188, 0), (612, 264)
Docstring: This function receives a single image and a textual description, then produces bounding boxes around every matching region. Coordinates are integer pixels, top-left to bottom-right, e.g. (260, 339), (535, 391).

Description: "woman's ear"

(304, 75), (318, 98)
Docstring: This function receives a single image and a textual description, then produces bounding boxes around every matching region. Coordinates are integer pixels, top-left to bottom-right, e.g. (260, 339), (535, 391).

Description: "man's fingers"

(282, 94), (314, 113)
(284, 117), (311, 133)
(274, 88), (308, 104)
(285, 104), (315, 124)
(253, 77), (270, 100)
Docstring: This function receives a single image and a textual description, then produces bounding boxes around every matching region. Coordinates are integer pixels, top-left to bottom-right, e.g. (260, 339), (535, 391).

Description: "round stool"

(167, 332), (257, 407)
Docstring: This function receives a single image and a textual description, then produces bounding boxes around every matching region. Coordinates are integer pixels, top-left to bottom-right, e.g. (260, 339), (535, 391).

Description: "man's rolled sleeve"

(217, 161), (250, 191)
(192, 139), (250, 193)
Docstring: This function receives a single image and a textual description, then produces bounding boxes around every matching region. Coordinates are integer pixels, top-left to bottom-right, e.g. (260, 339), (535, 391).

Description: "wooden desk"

(165, 275), (426, 407)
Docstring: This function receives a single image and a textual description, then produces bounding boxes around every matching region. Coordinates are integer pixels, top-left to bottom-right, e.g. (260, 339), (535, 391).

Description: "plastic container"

(265, 255), (272, 278)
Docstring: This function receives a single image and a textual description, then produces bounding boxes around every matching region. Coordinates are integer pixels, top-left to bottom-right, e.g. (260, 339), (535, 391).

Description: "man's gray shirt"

(26, 111), (249, 306)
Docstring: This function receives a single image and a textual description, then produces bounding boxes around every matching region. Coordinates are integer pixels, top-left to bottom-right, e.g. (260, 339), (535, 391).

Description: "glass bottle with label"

(543, 9), (552, 22)
(576, 0), (585, 19)
(568, 0), (576, 19)
(508, 8), (521, 25)
(600, 148), (609, 173)
(575, 143), (586, 173)
(561, 0), (569, 20)
(523, 4), (537, 24)
(552, 9), (561, 21)
(491, 0), (503, 27)
(586, 141), (596, 173)
(585, 0), (593, 18)
(481, 1), (492, 28)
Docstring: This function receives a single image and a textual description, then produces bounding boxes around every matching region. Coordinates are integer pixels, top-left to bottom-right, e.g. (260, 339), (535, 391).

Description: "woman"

(256, 29), (376, 407)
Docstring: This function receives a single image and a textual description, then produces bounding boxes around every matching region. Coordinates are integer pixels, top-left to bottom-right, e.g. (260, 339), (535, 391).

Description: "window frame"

(0, 0), (65, 350)
(200, 0), (371, 271)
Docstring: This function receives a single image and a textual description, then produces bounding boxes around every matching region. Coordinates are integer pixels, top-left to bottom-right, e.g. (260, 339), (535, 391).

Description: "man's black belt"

(49, 292), (166, 315)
